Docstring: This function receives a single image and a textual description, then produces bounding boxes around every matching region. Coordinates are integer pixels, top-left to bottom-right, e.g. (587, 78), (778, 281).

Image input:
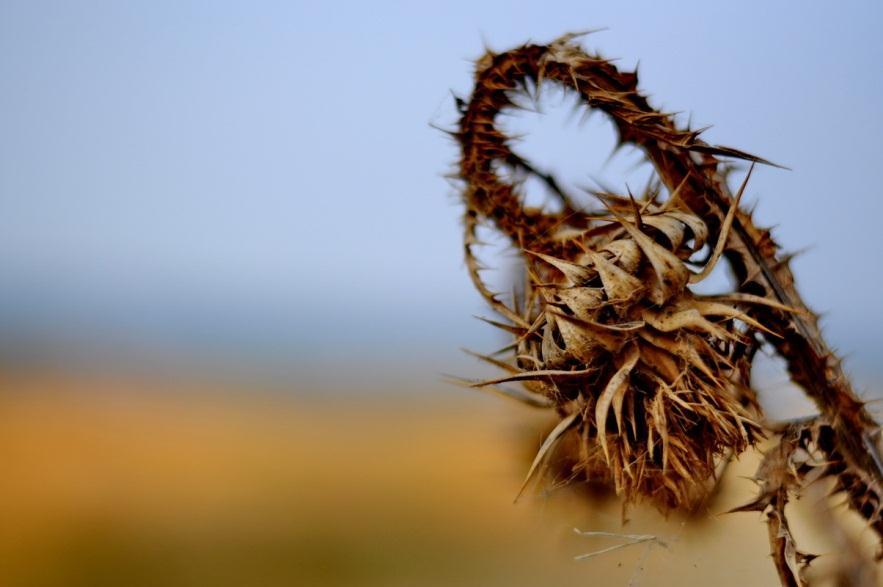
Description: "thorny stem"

(767, 490), (803, 587)
(736, 423), (815, 587)
(738, 419), (878, 586)
(455, 34), (883, 580)
(657, 147), (883, 470)
(617, 69), (883, 550)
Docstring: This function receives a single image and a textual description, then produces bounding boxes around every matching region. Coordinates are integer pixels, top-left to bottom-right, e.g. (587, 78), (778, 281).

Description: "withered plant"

(448, 33), (883, 586)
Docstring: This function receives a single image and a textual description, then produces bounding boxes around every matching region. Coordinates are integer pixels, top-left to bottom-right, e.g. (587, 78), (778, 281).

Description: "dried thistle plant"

(449, 33), (883, 585)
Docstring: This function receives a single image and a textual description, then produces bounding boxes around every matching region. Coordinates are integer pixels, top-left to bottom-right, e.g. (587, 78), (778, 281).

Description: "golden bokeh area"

(0, 370), (874, 586)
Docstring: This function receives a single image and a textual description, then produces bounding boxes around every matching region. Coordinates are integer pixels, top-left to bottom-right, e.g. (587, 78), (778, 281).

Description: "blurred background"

(1, 1), (881, 585)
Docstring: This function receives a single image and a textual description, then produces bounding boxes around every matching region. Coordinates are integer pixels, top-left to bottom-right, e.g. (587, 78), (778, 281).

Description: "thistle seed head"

(513, 197), (764, 510)
(454, 34), (780, 511)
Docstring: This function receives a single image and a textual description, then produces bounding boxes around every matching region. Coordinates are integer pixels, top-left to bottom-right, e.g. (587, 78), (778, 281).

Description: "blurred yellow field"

(0, 370), (818, 586)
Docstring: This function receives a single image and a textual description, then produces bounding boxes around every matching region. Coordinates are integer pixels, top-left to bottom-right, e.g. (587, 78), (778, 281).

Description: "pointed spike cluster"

(449, 34), (838, 516)
(462, 179), (769, 509)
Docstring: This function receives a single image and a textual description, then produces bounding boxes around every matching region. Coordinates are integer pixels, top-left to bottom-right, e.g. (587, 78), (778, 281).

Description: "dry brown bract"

(479, 190), (776, 509)
(451, 32), (883, 579)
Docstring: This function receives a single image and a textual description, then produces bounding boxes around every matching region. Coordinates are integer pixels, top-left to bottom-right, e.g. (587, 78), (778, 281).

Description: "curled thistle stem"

(452, 33), (883, 583)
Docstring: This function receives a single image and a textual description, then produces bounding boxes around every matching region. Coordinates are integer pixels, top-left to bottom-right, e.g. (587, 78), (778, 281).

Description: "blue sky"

(1, 1), (881, 387)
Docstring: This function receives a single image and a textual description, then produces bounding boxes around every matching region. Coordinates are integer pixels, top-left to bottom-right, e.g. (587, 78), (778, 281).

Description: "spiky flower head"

(453, 34), (788, 511)
(501, 190), (768, 509)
